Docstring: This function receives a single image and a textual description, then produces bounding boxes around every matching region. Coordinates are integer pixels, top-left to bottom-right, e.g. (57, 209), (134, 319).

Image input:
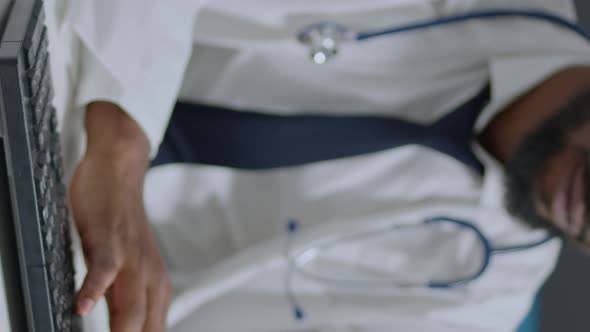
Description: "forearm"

(84, 102), (150, 175)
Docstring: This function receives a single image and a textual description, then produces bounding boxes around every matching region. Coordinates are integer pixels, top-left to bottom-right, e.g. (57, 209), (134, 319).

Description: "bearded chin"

(503, 88), (590, 233)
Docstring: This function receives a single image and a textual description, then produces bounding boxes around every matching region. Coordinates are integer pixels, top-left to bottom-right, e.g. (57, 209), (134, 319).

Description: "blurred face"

(505, 91), (590, 245)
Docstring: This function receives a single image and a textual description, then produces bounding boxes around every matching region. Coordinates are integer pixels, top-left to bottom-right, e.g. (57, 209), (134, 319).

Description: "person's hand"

(70, 102), (172, 331)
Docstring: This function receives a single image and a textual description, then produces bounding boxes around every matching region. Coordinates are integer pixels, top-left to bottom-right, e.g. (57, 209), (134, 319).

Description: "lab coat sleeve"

(62, 0), (205, 156)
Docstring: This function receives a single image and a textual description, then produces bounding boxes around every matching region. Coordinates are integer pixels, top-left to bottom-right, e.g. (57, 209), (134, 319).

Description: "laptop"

(0, 0), (79, 331)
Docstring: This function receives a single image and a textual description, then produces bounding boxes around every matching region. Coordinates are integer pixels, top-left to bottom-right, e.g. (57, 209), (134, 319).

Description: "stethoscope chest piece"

(297, 22), (355, 64)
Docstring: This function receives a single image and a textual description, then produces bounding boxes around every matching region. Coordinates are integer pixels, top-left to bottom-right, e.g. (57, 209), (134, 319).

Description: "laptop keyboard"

(24, 6), (78, 331)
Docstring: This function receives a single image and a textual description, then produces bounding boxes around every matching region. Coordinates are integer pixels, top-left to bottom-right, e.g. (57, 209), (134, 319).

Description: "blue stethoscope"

(284, 218), (554, 320)
(297, 9), (590, 64)
(285, 7), (587, 320)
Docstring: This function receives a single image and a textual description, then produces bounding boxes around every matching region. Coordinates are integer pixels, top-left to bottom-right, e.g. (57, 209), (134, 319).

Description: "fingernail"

(78, 298), (95, 316)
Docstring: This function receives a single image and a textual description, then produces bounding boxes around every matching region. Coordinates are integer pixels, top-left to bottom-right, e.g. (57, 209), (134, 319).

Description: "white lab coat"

(39, 0), (590, 331)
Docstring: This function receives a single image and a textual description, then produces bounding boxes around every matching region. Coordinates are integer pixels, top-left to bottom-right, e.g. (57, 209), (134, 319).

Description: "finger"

(76, 249), (122, 316)
(143, 277), (173, 332)
(108, 271), (148, 332)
